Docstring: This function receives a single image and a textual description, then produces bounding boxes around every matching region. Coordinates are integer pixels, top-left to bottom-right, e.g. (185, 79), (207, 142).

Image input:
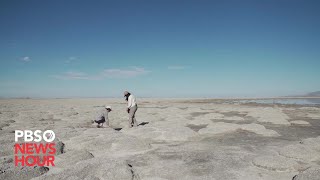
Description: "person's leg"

(129, 105), (138, 127)
(105, 118), (109, 127)
(132, 105), (138, 127)
(101, 119), (106, 128)
(128, 111), (133, 128)
(95, 119), (105, 128)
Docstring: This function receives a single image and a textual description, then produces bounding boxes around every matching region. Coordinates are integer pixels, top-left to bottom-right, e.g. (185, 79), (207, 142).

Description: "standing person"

(93, 105), (112, 128)
(124, 91), (138, 128)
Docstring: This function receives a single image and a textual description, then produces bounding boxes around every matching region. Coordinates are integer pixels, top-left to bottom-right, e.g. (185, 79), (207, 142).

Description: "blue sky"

(0, 0), (319, 98)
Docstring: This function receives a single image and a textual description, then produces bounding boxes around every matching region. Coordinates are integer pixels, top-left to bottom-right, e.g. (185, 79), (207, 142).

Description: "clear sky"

(0, 0), (319, 98)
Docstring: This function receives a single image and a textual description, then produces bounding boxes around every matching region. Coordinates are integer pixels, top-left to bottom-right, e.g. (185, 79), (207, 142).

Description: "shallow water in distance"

(238, 98), (320, 105)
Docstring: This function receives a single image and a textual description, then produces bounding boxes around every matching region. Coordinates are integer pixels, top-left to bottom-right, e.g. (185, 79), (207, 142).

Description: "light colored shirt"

(96, 109), (109, 121)
(127, 94), (137, 108)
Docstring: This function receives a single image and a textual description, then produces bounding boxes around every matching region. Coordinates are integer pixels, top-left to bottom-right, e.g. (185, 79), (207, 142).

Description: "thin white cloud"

(51, 71), (93, 80)
(65, 56), (77, 63)
(51, 67), (150, 80)
(21, 56), (31, 62)
(168, 65), (187, 70)
(102, 67), (149, 78)
(69, 56), (77, 60)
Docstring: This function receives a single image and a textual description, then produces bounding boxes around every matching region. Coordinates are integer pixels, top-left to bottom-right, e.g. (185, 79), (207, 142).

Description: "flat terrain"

(0, 98), (320, 180)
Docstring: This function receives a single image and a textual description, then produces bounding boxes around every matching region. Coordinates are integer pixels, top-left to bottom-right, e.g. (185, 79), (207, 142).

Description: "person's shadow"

(138, 122), (149, 126)
(113, 122), (149, 131)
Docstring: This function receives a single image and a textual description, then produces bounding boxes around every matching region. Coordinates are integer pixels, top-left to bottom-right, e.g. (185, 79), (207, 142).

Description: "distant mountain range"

(306, 91), (320, 97)
(285, 91), (320, 97)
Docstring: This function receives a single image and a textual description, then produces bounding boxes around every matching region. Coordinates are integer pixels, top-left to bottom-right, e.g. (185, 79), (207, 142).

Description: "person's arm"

(127, 96), (132, 113)
(104, 112), (109, 127)
(97, 112), (103, 121)
(127, 95), (132, 108)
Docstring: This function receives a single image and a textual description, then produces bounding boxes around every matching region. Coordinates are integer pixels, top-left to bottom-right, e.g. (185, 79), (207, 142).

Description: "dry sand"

(0, 98), (320, 180)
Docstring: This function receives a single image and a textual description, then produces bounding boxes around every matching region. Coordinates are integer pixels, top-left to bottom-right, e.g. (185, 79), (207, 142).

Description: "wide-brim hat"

(123, 91), (129, 96)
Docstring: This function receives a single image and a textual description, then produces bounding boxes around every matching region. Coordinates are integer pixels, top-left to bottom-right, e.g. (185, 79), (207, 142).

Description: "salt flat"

(0, 98), (320, 180)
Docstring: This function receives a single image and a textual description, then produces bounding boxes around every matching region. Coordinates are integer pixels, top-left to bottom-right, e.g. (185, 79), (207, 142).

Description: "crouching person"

(93, 105), (112, 128)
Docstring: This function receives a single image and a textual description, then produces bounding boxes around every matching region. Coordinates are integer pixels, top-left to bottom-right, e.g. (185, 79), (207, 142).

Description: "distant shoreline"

(0, 96), (320, 100)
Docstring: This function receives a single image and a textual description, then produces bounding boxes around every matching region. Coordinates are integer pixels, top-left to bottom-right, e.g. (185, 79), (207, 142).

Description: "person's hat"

(105, 105), (112, 109)
(123, 91), (129, 96)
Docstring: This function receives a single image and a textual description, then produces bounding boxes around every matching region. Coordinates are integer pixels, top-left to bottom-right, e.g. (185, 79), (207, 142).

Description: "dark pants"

(95, 118), (105, 124)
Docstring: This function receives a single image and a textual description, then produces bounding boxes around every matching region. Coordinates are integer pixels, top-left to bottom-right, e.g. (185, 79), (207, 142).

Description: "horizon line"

(1, 96), (320, 100)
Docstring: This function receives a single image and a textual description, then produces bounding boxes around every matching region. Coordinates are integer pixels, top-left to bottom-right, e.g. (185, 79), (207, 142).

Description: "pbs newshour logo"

(14, 130), (56, 167)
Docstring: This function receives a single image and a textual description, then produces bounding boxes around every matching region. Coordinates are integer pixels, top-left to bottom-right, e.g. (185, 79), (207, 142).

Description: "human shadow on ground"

(114, 128), (122, 131)
(138, 122), (149, 126)
(112, 122), (149, 131)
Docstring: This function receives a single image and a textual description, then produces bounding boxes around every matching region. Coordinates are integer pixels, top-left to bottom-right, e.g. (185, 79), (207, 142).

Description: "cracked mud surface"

(0, 98), (320, 180)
